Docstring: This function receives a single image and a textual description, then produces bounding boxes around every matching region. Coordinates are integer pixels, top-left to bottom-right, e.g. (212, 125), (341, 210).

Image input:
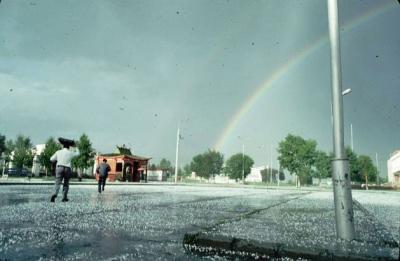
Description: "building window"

(116, 163), (123, 172)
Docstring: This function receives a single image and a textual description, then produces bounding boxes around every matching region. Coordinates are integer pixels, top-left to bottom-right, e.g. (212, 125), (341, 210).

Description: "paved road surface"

(0, 185), (398, 260)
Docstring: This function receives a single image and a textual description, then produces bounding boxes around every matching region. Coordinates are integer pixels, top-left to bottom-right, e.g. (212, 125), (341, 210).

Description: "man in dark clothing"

(96, 158), (111, 193)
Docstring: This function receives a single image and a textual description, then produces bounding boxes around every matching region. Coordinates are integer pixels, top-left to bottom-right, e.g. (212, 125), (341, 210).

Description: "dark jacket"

(97, 163), (111, 177)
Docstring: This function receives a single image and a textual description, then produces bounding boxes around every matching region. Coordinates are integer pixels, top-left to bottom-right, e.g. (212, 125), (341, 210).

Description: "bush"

(115, 172), (123, 181)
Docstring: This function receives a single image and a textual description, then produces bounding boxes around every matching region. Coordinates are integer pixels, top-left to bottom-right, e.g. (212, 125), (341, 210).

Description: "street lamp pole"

(327, 0), (355, 240)
(174, 127), (180, 184)
(375, 152), (379, 185)
(350, 123), (354, 151)
(270, 145), (273, 183)
(242, 144), (244, 182)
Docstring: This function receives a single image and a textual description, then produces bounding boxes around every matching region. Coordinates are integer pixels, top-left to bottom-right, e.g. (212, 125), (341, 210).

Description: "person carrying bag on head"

(50, 138), (79, 202)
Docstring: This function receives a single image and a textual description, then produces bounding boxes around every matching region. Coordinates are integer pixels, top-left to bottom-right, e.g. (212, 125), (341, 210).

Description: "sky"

(0, 0), (399, 178)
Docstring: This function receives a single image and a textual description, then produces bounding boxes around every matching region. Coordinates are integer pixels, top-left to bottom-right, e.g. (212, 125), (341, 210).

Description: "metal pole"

(350, 123), (354, 151)
(375, 152), (379, 185)
(174, 127), (180, 183)
(242, 144), (244, 182)
(277, 160), (280, 186)
(270, 145), (273, 183)
(327, 0), (355, 241)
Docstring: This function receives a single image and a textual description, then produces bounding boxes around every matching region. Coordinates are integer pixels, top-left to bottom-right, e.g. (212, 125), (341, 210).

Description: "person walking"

(50, 138), (79, 202)
(96, 158), (111, 193)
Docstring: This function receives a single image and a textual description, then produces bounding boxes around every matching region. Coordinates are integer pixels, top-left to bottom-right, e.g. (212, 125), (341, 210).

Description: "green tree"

(12, 135), (34, 169)
(313, 151), (332, 185)
(189, 150), (224, 179)
(358, 155), (377, 190)
(72, 134), (95, 176)
(190, 154), (207, 178)
(4, 139), (14, 163)
(278, 134), (317, 186)
(159, 158), (173, 173)
(206, 150), (224, 177)
(39, 137), (61, 176)
(260, 168), (280, 183)
(183, 163), (192, 177)
(278, 168), (285, 181)
(260, 168), (270, 183)
(346, 147), (361, 182)
(0, 133), (6, 157)
(177, 167), (184, 179)
(224, 153), (254, 181)
(149, 163), (157, 170)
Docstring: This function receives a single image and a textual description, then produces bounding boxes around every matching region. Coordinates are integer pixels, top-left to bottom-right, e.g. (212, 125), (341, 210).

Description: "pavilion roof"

(99, 153), (151, 161)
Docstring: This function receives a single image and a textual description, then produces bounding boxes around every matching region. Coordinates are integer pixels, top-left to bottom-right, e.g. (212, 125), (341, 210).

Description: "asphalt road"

(0, 185), (398, 260)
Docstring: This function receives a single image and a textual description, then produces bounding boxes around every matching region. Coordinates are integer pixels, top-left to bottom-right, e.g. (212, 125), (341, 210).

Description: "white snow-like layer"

(0, 185), (398, 260)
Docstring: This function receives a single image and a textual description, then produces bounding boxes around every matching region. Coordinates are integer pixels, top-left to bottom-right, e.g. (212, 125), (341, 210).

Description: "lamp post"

(327, 0), (355, 240)
(174, 127), (180, 184)
(350, 123), (354, 151)
(242, 144), (244, 183)
(375, 152), (379, 186)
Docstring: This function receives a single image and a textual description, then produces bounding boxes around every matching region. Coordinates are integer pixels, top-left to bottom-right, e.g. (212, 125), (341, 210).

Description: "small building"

(245, 166), (266, 183)
(147, 169), (167, 181)
(32, 144), (46, 176)
(312, 177), (333, 187)
(214, 174), (236, 184)
(387, 151), (400, 185)
(95, 146), (151, 182)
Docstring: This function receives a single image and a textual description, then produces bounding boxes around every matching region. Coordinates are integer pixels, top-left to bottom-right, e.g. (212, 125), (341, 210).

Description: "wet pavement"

(0, 185), (398, 260)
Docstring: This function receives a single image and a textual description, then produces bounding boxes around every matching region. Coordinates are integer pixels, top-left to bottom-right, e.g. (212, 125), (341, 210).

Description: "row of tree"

(154, 150), (257, 181)
(155, 134), (378, 186)
(1, 132), (379, 186)
(278, 134), (378, 187)
(0, 133), (95, 176)
(0, 134), (34, 169)
(150, 150), (256, 181)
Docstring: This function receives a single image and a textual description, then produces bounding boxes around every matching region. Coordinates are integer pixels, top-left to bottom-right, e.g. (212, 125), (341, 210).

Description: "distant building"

(387, 151), (400, 184)
(312, 177), (333, 187)
(245, 166), (266, 183)
(214, 175), (236, 184)
(32, 144), (46, 176)
(147, 169), (167, 181)
(95, 146), (151, 182)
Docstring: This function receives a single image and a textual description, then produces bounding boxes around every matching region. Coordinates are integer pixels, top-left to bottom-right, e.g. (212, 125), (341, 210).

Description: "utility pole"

(174, 127), (180, 184)
(375, 152), (379, 186)
(327, 0), (356, 240)
(270, 145), (273, 183)
(277, 160), (280, 187)
(242, 144), (244, 182)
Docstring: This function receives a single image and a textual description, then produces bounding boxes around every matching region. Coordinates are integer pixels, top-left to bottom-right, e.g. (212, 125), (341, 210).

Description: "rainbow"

(214, 1), (396, 151)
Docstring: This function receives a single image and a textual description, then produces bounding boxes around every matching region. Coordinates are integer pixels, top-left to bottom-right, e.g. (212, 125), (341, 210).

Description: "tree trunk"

(365, 174), (368, 190)
(78, 168), (83, 182)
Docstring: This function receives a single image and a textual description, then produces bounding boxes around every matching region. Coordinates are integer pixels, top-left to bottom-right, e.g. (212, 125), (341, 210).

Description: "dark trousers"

(98, 175), (107, 192)
(54, 166), (71, 199)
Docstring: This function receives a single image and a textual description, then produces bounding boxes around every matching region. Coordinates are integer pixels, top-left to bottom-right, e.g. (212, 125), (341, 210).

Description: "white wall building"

(147, 169), (167, 181)
(32, 144), (46, 176)
(245, 165), (267, 183)
(387, 151), (400, 184)
(214, 175), (236, 184)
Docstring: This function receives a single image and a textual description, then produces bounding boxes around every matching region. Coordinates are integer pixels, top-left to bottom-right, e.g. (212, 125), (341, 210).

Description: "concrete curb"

(0, 181), (173, 186)
(183, 233), (398, 261)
